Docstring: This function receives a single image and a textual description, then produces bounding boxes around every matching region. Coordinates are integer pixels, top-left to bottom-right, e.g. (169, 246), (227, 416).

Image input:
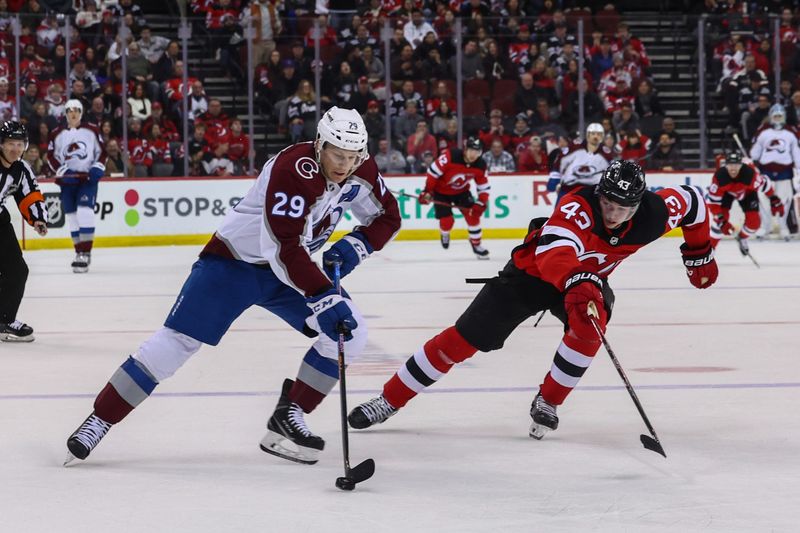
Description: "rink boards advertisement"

(13, 172), (714, 250)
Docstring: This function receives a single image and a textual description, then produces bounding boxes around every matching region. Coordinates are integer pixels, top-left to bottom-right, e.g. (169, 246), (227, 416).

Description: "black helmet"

(0, 120), (28, 143)
(724, 150), (742, 165)
(465, 136), (482, 151)
(597, 159), (646, 207)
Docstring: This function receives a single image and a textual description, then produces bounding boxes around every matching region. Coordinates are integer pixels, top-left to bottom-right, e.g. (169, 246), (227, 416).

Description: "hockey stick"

(587, 301), (667, 458)
(389, 189), (468, 208)
(332, 262), (375, 491)
(728, 133), (765, 266)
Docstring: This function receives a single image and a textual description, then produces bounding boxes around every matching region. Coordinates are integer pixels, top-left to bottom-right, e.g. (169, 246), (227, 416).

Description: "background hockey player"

(64, 107), (401, 467)
(547, 122), (614, 201)
(46, 99), (106, 273)
(418, 136), (491, 259)
(348, 161), (717, 444)
(0, 121), (47, 342)
(707, 150), (784, 257)
(749, 104), (800, 240)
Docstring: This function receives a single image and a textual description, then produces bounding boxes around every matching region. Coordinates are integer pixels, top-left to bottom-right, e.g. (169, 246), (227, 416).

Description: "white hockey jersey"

(749, 125), (800, 174)
(200, 142), (401, 297)
(46, 124), (106, 175)
(550, 141), (615, 187)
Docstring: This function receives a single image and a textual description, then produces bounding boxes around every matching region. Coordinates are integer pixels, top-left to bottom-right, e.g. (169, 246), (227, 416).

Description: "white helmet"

(316, 106), (369, 168)
(65, 99), (83, 114)
(769, 104), (786, 129)
(586, 122), (604, 135)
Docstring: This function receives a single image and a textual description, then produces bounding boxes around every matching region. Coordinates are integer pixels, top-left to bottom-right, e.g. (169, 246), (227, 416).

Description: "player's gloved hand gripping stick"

(587, 301), (667, 458)
(330, 261), (376, 491)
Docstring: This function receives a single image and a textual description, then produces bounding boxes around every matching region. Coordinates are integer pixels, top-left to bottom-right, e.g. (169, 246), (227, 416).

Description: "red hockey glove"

(714, 212), (734, 236)
(418, 191), (433, 205)
(769, 195), (785, 217)
(470, 200), (487, 217)
(563, 272), (607, 339)
(680, 242), (718, 289)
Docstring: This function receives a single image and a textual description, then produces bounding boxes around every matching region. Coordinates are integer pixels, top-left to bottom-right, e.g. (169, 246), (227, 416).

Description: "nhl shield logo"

(609, 236), (619, 246)
(44, 192), (65, 228)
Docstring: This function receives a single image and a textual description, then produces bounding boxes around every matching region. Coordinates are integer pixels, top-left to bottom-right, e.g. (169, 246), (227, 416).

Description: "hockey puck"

(335, 477), (355, 491)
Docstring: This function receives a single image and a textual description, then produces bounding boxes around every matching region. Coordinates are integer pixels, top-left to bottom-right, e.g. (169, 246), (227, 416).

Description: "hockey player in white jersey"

(749, 104), (800, 239)
(46, 99), (106, 272)
(64, 107), (401, 467)
(547, 122), (615, 201)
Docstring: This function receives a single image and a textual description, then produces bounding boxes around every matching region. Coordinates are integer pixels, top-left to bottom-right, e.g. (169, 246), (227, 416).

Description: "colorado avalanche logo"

(574, 165), (596, 178)
(65, 141), (89, 161)
(295, 156), (319, 180)
(766, 139), (787, 153)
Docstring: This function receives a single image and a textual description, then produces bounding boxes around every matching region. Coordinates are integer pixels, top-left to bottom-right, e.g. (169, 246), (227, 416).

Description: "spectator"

(482, 138), (516, 173)
(394, 99), (424, 150)
(287, 79), (318, 142)
(104, 139), (129, 176)
(143, 101), (180, 141)
(390, 79), (424, 120)
(479, 108), (512, 150)
(99, 119), (116, 146)
(484, 39), (512, 81)
(137, 26), (170, 64)
(128, 82), (152, 121)
(436, 118), (459, 153)
(420, 47), (450, 81)
(426, 81), (456, 119)
(618, 130), (650, 167)
(325, 61), (358, 107)
(404, 8), (436, 50)
(85, 96), (111, 129)
(598, 53), (634, 112)
(188, 80), (209, 123)
(649, 132), (684, 171)
(19, 82), (38, 122)
(249, 0), (282, 67)
(154, 40), (180, 84)
(304, 14), (338, 49)
(360, 45), (385, 86)
(634, 79), (664, 118)
(127, 117), (153, 176)
(126, 42), (159, 101)
(348, 76), (377, 115)
(590, 36), (614, 81)
(187, 123), (210, 176)
(389, 26), (411, 58)
(112, 0), (147, 29)
(509, 113), (533, 155)
(44, 83), (66, 121)
(660, 116), (682, 149)
(391, 43), (421, 80)
(374, 137), (407, 174)
(787, 91), (800, 126)
(530, 98), (567, 138)
(515, 73), (540, 118)
(197, 99), (231, 148)
(148, 123), (174, 176)
(612, 101), (640, 136)
(450, 39), (484, 80)
(431, 100), (456, 136)
(227, 118), (250, 173)
(743, 88), (772, 139)
(70, 79), (92, 113)
(518, 135), (549, 172)
(562, 79), (604, 134)
(362, 99), (385, 153)
(22, 145), (44, 177)
(406, 119), (438, 170)
(777, 79), (793, 108)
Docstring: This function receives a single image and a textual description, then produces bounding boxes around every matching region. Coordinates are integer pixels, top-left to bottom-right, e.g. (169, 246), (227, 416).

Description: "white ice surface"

(1, 237), (799, 532)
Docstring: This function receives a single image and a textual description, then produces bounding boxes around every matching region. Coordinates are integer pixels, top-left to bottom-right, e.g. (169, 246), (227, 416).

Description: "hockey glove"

(469, 200), (487, 217)
(546, 172), (561, 192)
(714, 212), (734, 236)
(680, 242), (718, 289)
(769, 195), (785, 217)
(307, 288), (359, 342)
(563, 271), (607, 339)
(418, 191), (433, 205)
(323, 232), (373, 279)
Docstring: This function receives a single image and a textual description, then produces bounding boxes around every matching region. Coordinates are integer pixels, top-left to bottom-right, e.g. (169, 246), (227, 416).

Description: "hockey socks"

(538, 333), (601, 406)
(383, 326), (477, 409)
(94, 356), (159, 424)
(289, 347), (339, 413)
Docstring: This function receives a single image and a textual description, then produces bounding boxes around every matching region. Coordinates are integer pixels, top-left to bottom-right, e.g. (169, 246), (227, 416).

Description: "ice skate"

(735, 234), (749, 256)
(348, 395), (397, 429)
(71, 252), (89, 273)
(471, 242), (490, 260)
(64, 413), (112, 465)
(260, 379), (324, 465)
(440, 232), (450, 249)
(529, 393), (558, 440)
(0, 320), (34, 342)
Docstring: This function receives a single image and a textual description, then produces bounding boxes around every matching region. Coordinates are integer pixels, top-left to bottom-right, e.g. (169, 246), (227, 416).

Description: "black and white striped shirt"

(0, 159), (47, 225)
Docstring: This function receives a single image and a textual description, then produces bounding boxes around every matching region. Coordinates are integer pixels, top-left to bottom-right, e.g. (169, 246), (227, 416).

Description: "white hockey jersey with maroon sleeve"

(549, 141), (615, 188)
(46, 124), (107, 175)
(511, 185), (710, 289)
(201, 142), (401, 297)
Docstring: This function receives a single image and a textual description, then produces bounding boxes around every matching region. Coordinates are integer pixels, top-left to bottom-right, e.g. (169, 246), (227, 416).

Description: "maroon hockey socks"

(93, 356), (159, 424)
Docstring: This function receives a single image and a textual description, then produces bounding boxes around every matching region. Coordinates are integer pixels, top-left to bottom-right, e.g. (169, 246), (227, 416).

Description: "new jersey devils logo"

(65, 141), (89, 161)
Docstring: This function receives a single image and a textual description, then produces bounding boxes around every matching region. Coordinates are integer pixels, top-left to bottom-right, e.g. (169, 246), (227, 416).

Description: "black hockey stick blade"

(465, 277), (491, 284)
(640, 434), (667, 458)
(745, 250), (760, 268)
(350, 458), (376, 482)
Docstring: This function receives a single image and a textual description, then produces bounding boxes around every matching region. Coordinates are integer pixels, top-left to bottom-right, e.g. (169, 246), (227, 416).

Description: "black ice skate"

(0, 320), (34, 342)
(735, 234), (749, 256)
(529, 393), (558, 440)
(348, 395), (397, 429)
(260, 379), (325, 465)
(64, 413), (112, 465)
(71, 253), (89, 273)
(440, 232), (450, 249)
(471, 243), (490, 260)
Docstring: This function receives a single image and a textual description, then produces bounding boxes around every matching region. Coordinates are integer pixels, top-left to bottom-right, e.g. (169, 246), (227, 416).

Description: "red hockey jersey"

(706, 164), (775, 216)
(425, 148), (490, 202)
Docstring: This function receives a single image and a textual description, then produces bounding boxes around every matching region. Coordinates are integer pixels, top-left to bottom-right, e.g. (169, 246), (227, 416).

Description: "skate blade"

(259, 431), (319, 465)
(529, 422), (553, 440)
(0, 334), (35, 342)
(72, 267), (89, 274)
(63, 452), (79, 467)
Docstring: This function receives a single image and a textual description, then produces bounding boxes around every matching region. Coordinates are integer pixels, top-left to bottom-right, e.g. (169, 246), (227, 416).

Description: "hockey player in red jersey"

(64, 107), (401, 466)
(348, 160), (718, 441)
(418, 136), (491, 258)
(708, 150), (784, 256)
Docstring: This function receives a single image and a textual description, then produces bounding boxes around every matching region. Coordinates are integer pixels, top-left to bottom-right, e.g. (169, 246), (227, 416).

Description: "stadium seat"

(464, 79), (490, 99)
(492, 79), (518, 101)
